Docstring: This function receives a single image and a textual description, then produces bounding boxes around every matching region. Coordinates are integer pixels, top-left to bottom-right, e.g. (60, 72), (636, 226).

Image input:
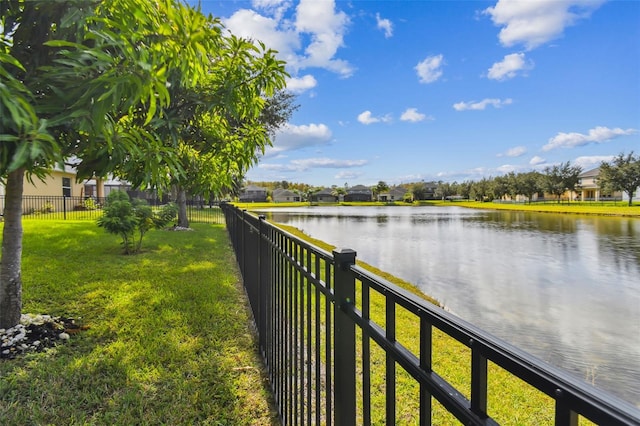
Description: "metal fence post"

(333, 248), (357, 426)
(241, 209), (247, 277)
(258, 215), (268, 354)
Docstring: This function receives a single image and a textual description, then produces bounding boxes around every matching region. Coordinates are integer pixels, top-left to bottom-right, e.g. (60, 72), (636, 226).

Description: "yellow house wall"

(22, 171), (85, 197)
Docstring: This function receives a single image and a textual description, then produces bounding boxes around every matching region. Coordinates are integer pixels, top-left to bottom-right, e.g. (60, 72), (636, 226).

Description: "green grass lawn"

(0, 216), (616, 424)
(0, 221), (278, 425)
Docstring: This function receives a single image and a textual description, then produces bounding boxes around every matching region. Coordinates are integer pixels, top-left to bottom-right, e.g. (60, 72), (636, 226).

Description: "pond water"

(256, 205), (640, 407)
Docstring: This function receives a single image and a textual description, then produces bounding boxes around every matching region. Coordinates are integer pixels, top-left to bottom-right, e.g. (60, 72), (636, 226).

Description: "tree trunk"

(176, 187), (189, 228)
(0, 168), (25, 328)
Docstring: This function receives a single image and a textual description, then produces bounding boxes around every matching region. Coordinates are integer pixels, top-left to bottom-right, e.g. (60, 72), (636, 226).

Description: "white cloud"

(484, 0), (606, 50)
(258, 157), (367, 172)
(264, 123), (333, 157)
(286, 74), (317, 93)
(542, 126), (638, 151)
(224, 9), (300, 66)
(497, 146), (527, 157)
(453, 98), (513, 111)
(292, 157), (367, 170)
(295, 0), (354, 77)
(400, 108), (430, 122)
(334, 171), (363, 180)
(496, 164), (519, 174)
(251, 0), (292, 21)
(415, 54), (444, 84)
(487, 53), (533, 81)
(224, 0), (353, 79)
(357, 110), (392, 125)
(376, 13), (393, 38)
(529, 155), (546, 165)
(573, 155), (614, 171)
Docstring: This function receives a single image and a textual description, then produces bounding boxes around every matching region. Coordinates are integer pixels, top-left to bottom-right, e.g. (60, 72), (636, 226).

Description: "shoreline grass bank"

(233, 200), (640, 218)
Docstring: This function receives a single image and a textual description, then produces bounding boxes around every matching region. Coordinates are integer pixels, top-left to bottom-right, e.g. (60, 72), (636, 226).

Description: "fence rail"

(0, 195), (224, 224)
(221, 203), (640, 426)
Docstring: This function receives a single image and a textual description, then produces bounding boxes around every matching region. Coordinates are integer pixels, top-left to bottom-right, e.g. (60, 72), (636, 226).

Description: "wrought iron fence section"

(221, 203), (640, 426)
(223, 205), (337, 425)
(0, 196), (224, 224)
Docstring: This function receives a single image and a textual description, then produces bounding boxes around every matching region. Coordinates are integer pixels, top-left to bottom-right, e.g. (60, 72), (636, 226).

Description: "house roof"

(347, 184), (371, 192)
(315, 188), (335, 195)
(243, 185), (267, 191)
(389, 187), (406, 195)
(579, 167), (600, 178)
(273, 189), (297, 197)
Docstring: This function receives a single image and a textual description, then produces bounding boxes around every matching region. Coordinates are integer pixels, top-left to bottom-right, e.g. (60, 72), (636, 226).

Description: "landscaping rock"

(0, 313), (85, 359)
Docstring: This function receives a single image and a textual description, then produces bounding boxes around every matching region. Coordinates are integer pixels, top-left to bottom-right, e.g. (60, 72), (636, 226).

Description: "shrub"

(39, 201), (55, 213)
(83, 197), (98, 210)
(154, 203), (178, 228)
(97, 192), (177, 254)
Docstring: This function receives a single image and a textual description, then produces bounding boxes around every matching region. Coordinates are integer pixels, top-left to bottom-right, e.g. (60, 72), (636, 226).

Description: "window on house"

(62, 177), (71, 197)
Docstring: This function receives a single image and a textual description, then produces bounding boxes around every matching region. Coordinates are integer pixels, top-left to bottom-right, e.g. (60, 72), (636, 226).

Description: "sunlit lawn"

(0, 220), (277, 425)
(442, 200), (640, 217)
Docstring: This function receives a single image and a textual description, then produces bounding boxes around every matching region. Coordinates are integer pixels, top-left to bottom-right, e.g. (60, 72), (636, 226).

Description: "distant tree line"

(243, 152), (639, 205)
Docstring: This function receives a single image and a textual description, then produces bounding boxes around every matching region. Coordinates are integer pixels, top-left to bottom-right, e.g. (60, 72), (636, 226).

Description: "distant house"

(422, 181), (438, 200)
(577, 167), (623, 201)
(312, 188), (338, 203)
(344, 185), (372, 202)
(0, 162), (94, 215)
(239, 185), (268, 202)
(378, 186), (408, 202)
(3, 163), (86, 199)
(83, 175), (131, 199)
(272, 188), (301, 203)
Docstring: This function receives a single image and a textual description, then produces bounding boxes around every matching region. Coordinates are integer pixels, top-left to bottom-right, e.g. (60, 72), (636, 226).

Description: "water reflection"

(257, 205), (640, 406)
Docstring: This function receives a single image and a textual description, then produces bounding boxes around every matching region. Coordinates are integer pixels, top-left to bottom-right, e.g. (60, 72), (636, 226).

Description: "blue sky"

(192, 0), (639, 187)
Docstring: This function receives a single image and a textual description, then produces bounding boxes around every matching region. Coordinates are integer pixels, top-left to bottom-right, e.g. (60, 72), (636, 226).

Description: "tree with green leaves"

(491, 175), (509, 200)
(0, 0), (259, 328)
(542, 162), (582, 203)
(598, 152), (640, 206)
(457, 180), (472, 200)
(97, 191), (177, 254)
(113, 32), (293, 227)
(168, 90), (295, 228)
(515, 171), (543, 203)
(471, 178), (491, 202)
(372, 181), (389, 199)
(411, 181), (429, 200)
(436, 181), (455, 200)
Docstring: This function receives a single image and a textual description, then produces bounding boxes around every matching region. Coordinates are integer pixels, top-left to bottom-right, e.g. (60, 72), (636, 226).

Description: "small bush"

(154, 203), (178, 228)
(39, 201), (55, 213)
(83, 197), (98, 210)
(97, 192), (177, 254)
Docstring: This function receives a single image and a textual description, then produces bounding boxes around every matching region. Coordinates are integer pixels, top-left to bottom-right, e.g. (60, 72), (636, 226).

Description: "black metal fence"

(221, 204), (640, 426)
(0, 195), (224, 224)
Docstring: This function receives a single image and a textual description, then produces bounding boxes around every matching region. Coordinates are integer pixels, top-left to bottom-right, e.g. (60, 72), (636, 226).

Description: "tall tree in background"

(516, 171), (543, 203)
(471, 178), (491, 201)
(0, 0), (263, 328)
(411, 181), (428, 200)
(373, 181), (389, 199)
(598, 152), (640, 206)
(164, 89), (295, 228)
(541, 162), (582, 203)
